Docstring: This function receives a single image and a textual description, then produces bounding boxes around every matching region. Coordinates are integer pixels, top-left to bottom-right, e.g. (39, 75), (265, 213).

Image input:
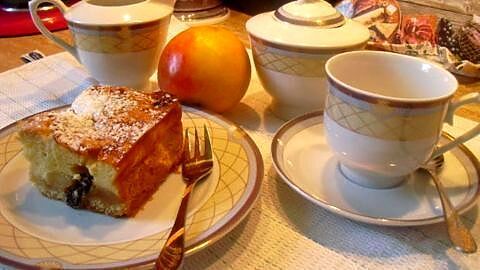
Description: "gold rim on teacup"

(325, 51), (457, 108)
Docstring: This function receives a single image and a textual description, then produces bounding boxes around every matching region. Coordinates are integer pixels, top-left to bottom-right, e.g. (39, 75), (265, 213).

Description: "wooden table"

(0, 8), (478, 121)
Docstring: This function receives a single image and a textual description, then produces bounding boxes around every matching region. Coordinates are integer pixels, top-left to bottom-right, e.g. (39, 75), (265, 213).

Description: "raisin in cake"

(18, 86), (183, 217)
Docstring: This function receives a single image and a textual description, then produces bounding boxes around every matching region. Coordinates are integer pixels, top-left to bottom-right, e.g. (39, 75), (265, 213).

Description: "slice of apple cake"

(18, 85), (183, 217)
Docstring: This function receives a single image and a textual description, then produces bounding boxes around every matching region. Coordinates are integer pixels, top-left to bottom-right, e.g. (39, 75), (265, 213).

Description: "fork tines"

(183, 125), (212, 160)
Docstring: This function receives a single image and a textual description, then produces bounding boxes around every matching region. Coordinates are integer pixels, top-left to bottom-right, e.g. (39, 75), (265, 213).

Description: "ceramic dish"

(272, 111), (480, 226)
(30, 0), (174, 90)
(0, 106), (263, 269)
(246, 0), (370, 120)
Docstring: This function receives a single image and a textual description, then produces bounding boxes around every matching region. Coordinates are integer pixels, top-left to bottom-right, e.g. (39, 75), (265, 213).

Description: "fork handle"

(155, 184), (194, 270)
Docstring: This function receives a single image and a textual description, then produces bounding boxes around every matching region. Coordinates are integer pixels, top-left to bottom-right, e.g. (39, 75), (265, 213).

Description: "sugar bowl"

(246, 0), (370, 120)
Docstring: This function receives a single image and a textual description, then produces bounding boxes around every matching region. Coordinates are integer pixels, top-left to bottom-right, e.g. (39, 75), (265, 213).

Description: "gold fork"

(155, 125), (213, 270)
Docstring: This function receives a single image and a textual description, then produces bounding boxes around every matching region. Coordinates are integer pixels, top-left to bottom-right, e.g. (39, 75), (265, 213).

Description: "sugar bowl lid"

(246, 0), (370, 51)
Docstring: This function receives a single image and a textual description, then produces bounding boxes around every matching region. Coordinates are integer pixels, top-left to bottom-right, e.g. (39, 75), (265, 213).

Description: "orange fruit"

(157, 26), (251, 113)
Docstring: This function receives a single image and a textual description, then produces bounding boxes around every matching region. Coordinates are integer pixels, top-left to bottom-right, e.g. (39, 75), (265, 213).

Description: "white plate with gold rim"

(0, 106), (263, 269)
(272, 111), (480, 226)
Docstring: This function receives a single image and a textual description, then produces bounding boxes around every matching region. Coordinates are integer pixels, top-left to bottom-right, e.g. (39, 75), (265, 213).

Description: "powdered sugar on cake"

(27, 85), (179, 163)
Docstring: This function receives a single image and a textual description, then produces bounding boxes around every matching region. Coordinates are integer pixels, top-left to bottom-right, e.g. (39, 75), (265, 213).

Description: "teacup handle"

(29, 0), (79, 61)
(432, 92), (480, 158)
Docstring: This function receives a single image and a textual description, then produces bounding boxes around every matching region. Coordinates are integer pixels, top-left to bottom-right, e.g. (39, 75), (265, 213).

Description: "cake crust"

(21, 86), (179, 166)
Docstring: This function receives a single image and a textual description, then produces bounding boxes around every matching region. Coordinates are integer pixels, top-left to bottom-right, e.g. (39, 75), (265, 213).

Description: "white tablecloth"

(1, 22), (480, 270)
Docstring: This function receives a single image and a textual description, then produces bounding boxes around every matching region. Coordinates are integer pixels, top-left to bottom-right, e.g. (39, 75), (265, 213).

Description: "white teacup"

(29, 0), (173, 91)
(324, 51), (480, 189)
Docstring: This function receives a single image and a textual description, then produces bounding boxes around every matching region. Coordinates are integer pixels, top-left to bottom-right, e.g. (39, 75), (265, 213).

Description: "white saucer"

(272, 111), (480, 226)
